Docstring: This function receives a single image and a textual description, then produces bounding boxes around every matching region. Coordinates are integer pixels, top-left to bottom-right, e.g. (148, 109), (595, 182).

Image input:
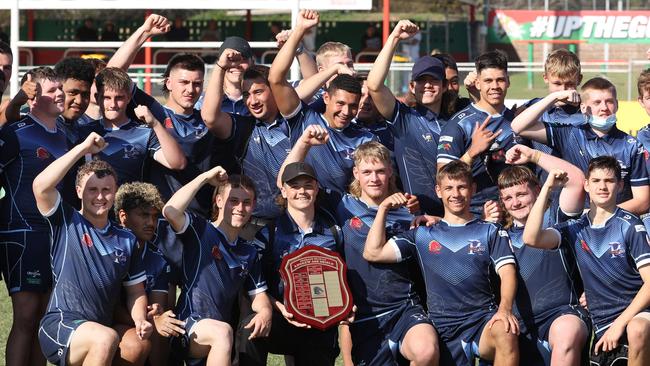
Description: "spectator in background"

(200, 20), (221, 42)
(166, 17), (190, 42)
(361, 24), (381, 52)
(76, 18), (98, 41)
(101, 21), (120, 41)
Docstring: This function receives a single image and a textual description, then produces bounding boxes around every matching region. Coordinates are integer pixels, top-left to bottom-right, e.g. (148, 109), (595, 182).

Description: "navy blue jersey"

(555, 209), (650, 333)
(44, 195), (146, 326)
(387, 101), (446, 215)
(390, 219), (516, 328)
(130, 87), (215, 217)
(352, 119), (394, 152)
(140, 220), (174, 294)
(286, 103), (377, 195)
(56, 115), (96, 145)
(507, 225), (581, 327)
(195, 93), (250, 116)
(437, 104), (521, 212)
(545, 123), (649, 204)
(0, 115), (69, 231)
(169, 213), (266, 323)
(255, 210), (340, 302)
(78, 119), (160, 185)
(224, 114), (292, 219)
(526, 97), (585, 126)
(637, 124), (650, 151)
(336, 194), (421, 319)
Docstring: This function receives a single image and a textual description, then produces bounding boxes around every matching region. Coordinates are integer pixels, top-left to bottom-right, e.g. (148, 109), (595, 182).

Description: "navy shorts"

(350, 303), (432, 366)
(0, 230), (52, 294)
(171, 314), (205, 366)
(436, 310), (495, 366)
(519, 305), (590, 366)
(39, 312), (86, 366)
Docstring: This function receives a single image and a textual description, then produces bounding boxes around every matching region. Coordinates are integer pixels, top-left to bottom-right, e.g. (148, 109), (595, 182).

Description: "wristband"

(216, 63), (225, 71)
(295, 45), (305, 55)
(531, 150), (541, 164)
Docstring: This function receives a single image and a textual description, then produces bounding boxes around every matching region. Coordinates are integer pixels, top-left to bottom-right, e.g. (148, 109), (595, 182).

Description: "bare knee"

(489, 321), (518, 350)
(118, 331), (152, 361)
(627, 318), (650, 351)
(549, 316), (587, 354)
(402, 324), (439, 366)
(91, 328), (120, 356)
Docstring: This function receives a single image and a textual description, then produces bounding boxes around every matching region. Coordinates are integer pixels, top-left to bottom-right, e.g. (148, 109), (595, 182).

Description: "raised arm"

(134, 105), (186, 170)
(294, 63), (353, 102)
(200, 49), (242, 139)
(363, 193), (411, 263)
(268, 10), (319, 116)
(162, 166), (228, 232)
(275, 29), (318, 80)
(33, 132), (106, 215)
(276, 124), (329, 189)
(0, 74), (39, 126)
(511, 90), (580, 143)
(366, 20), (419, 120)
(521, 170), (566, 249)
(506, 144), (585, 215)
(107, 14), (170, 70)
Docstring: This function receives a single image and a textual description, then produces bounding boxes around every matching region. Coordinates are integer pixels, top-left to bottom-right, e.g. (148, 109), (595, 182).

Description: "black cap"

(281, 162), (317, 184)
(411, 56), (445, 81)
(219, 36), (253, 59)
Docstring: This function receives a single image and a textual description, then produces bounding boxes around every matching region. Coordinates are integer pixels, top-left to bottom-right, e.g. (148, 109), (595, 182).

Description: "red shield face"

(349, 217), (363, 230)
(36, 147), (50, 160)
(428, 240), (441, 253)
(164, 117), (173, 129)
(211, 245), (222, 260)
(82, 233), (93, 247)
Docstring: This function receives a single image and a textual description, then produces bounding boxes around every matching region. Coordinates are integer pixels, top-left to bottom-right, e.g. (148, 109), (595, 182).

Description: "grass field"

(0, 291), (342, 366)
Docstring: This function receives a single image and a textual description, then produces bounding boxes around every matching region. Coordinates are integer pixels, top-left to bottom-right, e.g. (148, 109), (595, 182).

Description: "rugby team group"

(1, 9), (650, 366)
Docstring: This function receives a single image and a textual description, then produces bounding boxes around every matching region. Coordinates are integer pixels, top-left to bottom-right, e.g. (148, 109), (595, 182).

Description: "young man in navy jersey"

(32, 133), (152, 366)
(238, 126), (346, 365)
(80, 67), (186, 186)
(162, 167), (272, 365)
(634, 69), (650, 151)
(53, 57), (96, 144)
(497, 144), (589, 366)
(0, 66), (68, 366)
(512, 77), (650, 215)
(107, 14), (214, 216)
(269, 10), (376, 199)
(115, 182), (178, 366)
(523, 156), (650, 366)
(337, 140), (439, 366)
(437, 50), (522, 216)
(365, 161), (519, 366)
(367, 20), (448, 215)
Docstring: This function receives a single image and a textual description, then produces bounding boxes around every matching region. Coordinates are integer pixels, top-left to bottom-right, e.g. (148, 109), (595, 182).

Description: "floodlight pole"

(10, 0), (19, 96)
(382, 0), (389, 44)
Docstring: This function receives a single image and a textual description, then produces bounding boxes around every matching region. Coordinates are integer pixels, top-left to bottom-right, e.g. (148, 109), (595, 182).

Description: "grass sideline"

(0, 291), (342, 365)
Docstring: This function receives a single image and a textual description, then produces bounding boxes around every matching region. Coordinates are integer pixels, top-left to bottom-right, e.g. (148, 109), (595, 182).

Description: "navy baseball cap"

(281, 162), (317, 184)
(411, 56), (445, 81)
(219, 36), (253, 59)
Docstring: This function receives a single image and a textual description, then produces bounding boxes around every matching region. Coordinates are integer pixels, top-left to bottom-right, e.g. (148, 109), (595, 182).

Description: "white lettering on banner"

(528, 14), (650, 39)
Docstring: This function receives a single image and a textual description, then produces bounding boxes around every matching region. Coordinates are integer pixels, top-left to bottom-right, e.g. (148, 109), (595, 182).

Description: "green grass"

(0, 291), (342, 366)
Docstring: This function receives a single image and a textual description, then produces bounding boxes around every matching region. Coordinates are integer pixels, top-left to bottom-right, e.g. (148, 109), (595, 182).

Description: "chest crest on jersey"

(238, 261), (249, 277)
(36, 147), (51, 160)
(164, 117), (173, 129)
(349, 217), (363, 230)
(467, 239), (486, 255)
(422, 133), (433, 143)
(211, 245), (222, 261)
(428, 240), (442, 254)
(580, 239), (591, 253)
(341, 148), (355, 160)
(82, 233), (93, 247)
(113, 248), (127, 264)
(122, 144), (141, 159)
(607, 242), (625, 258)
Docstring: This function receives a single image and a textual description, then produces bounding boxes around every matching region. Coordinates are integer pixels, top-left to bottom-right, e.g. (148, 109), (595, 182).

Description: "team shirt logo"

(82, 233), (93, 247)
(580, 239), (590, 253)
(164, 117), (173, 129)
(36, 147), (50, 160)
(428, 240), (442, 254)
(113, 248), (127, 264)
(467, 240), (486, 255)
(349, 217), (363, 230)
(211, 245), (222, 261)
(422, 133), (433, 142)
(122, 144), (138, 159)
(239, 261), (249, 277)
(438, 142), (451, 151)
(608, 242), (625, 258)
